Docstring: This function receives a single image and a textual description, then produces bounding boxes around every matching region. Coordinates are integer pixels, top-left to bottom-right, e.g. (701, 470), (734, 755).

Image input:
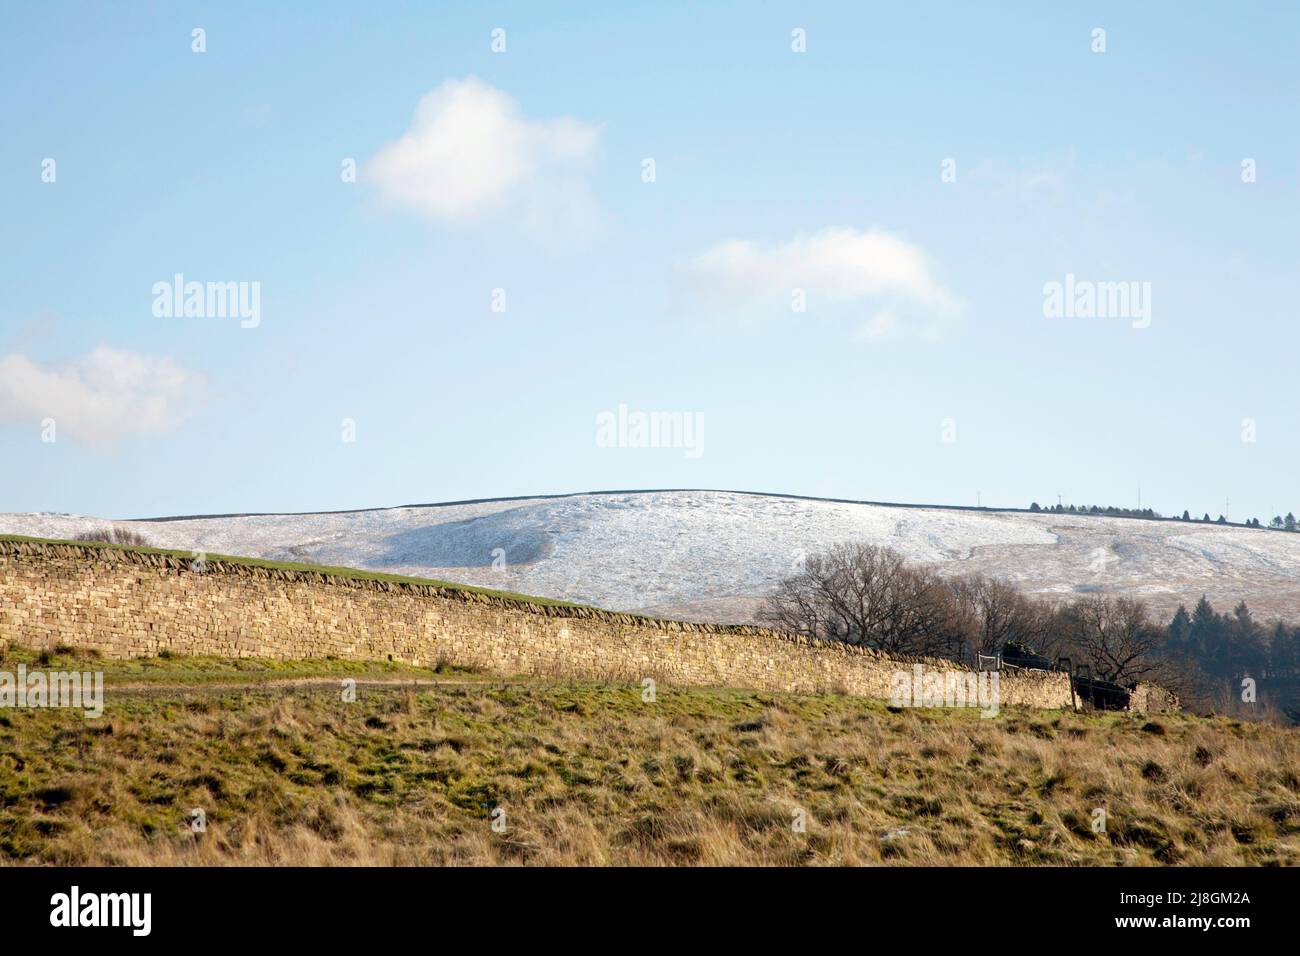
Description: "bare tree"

(760, 543), (956, 656)
(1058, 595), (1164, 684)
(969, 576), (1038, 655)
(76, 525), (150, 547)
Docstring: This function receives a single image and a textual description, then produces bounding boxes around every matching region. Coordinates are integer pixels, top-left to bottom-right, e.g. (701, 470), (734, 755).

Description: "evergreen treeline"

(1164, 597), (1300, 682)
(1029, 501), (1300, 531)
(1029, 502), (1159, 518)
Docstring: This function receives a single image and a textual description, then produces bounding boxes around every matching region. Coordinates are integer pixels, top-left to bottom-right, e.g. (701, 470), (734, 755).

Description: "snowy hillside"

(6, 490), (1300, 624)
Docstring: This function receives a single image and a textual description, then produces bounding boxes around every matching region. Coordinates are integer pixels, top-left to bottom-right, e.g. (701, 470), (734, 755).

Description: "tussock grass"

(0, 657), (1295, 866)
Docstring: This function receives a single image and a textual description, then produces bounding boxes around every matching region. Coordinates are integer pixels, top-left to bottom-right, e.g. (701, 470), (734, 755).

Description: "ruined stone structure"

(1127, 682), (1181, 714)
(0, 539), (1173, 712)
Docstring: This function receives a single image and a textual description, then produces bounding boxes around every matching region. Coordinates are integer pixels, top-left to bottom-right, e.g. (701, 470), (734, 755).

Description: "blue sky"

(2, 1), (1297, 521)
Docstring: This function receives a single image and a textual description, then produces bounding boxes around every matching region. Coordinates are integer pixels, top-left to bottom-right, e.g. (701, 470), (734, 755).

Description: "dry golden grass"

(0, 660), (1296, 866)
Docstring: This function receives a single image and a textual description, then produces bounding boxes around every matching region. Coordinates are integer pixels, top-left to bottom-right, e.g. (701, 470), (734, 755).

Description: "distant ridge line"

(130, 489), (1029, 522)
(119, 488), (1243, 527)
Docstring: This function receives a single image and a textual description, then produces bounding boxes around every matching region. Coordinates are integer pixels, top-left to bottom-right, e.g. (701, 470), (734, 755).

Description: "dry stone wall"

(0, 539), (1082, 709)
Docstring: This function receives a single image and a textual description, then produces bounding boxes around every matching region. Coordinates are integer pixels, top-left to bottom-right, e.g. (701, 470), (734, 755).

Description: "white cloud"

(366, 76), (601, 233)
(0, 347), (205, 447)
(688, 227), (957, 317)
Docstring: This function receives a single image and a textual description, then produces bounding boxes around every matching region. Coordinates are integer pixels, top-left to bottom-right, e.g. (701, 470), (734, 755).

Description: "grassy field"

(0, 645), (485, 688)
(1, 652), (1297, 866)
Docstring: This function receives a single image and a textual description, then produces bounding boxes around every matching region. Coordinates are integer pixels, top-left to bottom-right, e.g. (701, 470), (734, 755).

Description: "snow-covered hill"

(6, 490), (1300, 625)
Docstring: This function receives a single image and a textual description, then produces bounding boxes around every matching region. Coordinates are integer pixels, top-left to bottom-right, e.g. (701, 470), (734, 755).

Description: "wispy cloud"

(859, 309), (899, 340)
(366, 76), (602, 237)
(967, 157), (1070, 203)
(686, 227), (959, 336)
(0, 347), (205, 448)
